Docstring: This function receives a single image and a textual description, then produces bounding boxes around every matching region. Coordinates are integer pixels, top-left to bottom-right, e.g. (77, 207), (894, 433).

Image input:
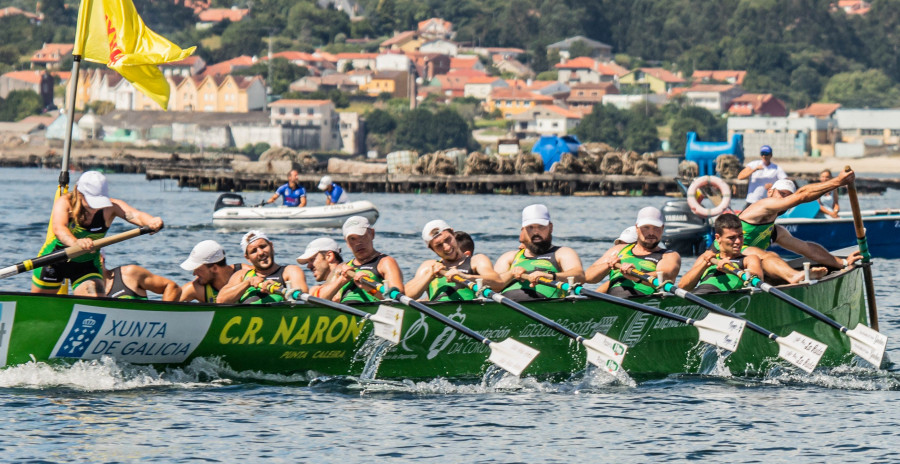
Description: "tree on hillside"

(823, 69), (900, 108)
(0, 90), (42, 122)
(395, 108), (472, 153)
(668, 106), (726, 154)
(574, 104), (627, 148)
(235, 58), (307, 95)
(366, 109), (397, 134)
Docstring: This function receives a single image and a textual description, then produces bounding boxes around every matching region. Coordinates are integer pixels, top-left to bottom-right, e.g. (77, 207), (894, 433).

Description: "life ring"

(687, 175), (731, 218)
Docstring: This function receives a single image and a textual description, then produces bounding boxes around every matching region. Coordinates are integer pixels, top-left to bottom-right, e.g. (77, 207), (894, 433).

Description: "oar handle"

(264, 282), (379, 321)
(713, 259), (763, 287)
(0, 226), (156, 280)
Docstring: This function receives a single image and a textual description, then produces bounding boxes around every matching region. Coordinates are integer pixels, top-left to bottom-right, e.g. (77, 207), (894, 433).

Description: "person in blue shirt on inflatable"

(265, 170), (306, 207)
(319, 175), (348, 205)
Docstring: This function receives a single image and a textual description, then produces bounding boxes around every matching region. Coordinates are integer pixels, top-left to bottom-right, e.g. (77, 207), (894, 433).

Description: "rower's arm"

(50, 194), (79, 246)
(133, 266), (179, 302)
(585, 245), (625, 284)
(656, 251), (682, 282)
(737, 163), (759, 181)
(403, 261), (437, 299)
(378, 256), (405, 293)
(772, 225), (843, 268)
(178, 281), (201, 302)
(299, 196), (307, 207)
(467, 254), (505, 291)
(112, 199), (163, 231)
(493, 250), (518, 287)
(283, 265), (309, 293)
(678, 251), (714, 291)
(553, 247), (585, 283)
(216, 269), (254, 304)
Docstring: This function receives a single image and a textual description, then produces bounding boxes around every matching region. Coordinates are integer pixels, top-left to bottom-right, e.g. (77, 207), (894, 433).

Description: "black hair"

(212, 257), (228, 267)
(454, 231), (474, 255)
(714, 213), (742, 236)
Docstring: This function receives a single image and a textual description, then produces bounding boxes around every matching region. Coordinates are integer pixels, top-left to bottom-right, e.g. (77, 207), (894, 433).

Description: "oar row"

(264, 266), (886, 377)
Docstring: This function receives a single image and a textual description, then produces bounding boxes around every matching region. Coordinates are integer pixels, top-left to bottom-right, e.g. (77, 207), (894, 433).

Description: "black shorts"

(32, 256), (102, 290)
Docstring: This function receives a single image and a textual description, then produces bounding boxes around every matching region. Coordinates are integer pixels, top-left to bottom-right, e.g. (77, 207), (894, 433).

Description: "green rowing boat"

(0, 266), (869, 379)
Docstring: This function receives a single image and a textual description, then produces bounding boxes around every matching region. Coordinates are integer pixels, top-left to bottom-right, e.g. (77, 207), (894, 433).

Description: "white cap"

(772, 179), (797, 194)
(296, 237), (341, 264)
(522, 204), (550, 227)
(616, 226), (638, 244)
(422, 220), (452, 244)
(636, 206), (664, 228)
(318, 175), (333, 190)
(181, 240), (226, 271)
(343, 216), (372, 238)
(77, 171), (112, 209)
(240, 230), (270, 254)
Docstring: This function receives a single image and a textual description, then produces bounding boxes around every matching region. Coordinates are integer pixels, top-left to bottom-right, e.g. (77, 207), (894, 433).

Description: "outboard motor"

(214, 193), (245, 211)
(661, 199), (711, 256)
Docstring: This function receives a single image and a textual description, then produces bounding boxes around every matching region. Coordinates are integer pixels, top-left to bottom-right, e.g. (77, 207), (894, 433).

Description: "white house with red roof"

(417, 18), (454, 41)
(463, 76), (508, 99)
(727, 93), (788, 117)
(196, 7), (249, 29)
(203, 56), (256, 77)
(376, 52), (413, 72)
(674, 84), (745, 114)
(30, 43), (73, 70)
(450, 55), (485, 73)
(691, 70), (747, 85)
(510, 104), (583, 136)
(269, 99), (341, 151)
(335, 53), (377, 72)
(555, 57), (628, 85)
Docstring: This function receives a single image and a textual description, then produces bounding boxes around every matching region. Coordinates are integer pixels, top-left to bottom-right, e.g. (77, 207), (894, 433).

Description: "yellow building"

(486, 88), (553, 117)
(618, 67), (685, 94)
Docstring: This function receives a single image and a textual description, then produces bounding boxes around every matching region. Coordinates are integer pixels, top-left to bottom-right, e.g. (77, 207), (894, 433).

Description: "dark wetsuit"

(33, 211), (109, 290)
(106, 266), (147, 300)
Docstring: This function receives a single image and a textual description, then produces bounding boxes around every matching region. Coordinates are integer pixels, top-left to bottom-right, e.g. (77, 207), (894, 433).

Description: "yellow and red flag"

(74, 0), (196, 109)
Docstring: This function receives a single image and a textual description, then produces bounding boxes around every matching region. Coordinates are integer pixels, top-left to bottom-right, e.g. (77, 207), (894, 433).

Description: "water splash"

(353, 337), (396, 381)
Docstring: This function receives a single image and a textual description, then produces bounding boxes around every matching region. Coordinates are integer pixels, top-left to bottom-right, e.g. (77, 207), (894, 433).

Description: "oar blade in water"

(369, 305), (405, 345)
(582, 332), (628, 373)
(692, 312), (745, 353)
(847, 324), (887, 367)
(776, 331), (828, 374)
(487, 338), (540, 377)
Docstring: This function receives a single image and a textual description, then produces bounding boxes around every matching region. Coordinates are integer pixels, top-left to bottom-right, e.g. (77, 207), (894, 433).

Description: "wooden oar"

(715, 260), (887, 367)
(845, 165), (880, 331)
(622, 267), (827, 373)
(534, 276), (745, 353)
(446, 273), (627, 373)
(351, 273), (539, 377)
(261, 282), (404, 344)
(0, 226), (156, 279)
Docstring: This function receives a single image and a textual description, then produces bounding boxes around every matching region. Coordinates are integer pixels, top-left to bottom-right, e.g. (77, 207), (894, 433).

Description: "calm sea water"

(1, 167), (900, 463)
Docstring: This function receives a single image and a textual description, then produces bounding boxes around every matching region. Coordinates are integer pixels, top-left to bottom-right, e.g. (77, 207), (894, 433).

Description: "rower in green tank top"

(592, 207), (681, 299)
(738, 175), (859, 284)
(405, 220), (503, 302)
(680, 214), (764, 295)
(31, 171), (164, 296)
(316, 216), (404, 304)
(216, 231), (308, 304)
(494, 205), (584, 302)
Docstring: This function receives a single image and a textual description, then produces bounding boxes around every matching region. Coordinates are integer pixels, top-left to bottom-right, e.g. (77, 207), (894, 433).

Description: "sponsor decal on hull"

(51, 305), (214, 363)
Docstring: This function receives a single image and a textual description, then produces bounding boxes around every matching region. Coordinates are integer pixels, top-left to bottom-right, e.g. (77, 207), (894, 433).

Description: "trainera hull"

(0, 267), (867, 380)
(212, 201), (379, 229)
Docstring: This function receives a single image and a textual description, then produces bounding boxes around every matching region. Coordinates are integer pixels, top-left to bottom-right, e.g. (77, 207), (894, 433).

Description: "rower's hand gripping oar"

(0, 226), (157, 279)
(350, 272), (539, 377)
(622, 267), (826, 373)
(716, 260), (887, 368)
(260, 281), (404, 344)
(533, 276), (745, 353)
(446, 272), (627, 373)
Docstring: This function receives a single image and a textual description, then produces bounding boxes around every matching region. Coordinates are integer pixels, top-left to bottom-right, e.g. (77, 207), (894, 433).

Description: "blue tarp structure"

(684, 132), (744, 176)
(531, 135), (581, 171)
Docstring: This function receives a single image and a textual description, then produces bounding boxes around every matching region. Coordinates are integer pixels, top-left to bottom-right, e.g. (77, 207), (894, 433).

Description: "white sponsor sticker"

(0, 302), (16, 367)
(51, 305), (214, 363)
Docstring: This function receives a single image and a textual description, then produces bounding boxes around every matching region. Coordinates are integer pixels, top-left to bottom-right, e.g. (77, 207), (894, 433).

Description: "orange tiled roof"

(381, 30), (417, 47)
(638, 67), (684, 83)
(683, 84), (739, 93)
(692, 70), (747, 85)
(198, 8), (249, 22)
(270, 99), (333, 107)
(2, 70), (44, 84)
(537, 104), (583, 119)
(30, 43), (74, 63)
(335, 53), (378, 60)
(554, 57), (596, 69)
(202, 56), (255, 77)
(796, 102), (842, 118)
(595, 61), (629, 76)
(417, 18), (452, 31)
(450, 56), (480, 69)
(465, 76), (502, 85)
(491, 88), (553, 102)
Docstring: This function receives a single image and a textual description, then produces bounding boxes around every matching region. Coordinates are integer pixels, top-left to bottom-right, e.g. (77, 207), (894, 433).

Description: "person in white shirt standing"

(737, 145), (787, 205)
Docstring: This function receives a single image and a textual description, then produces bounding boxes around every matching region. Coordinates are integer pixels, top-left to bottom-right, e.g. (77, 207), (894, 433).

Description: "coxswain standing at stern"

(494, 204), (584, 301)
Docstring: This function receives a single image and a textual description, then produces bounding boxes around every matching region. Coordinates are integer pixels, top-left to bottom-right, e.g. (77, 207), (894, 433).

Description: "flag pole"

(59, 55), (82, 191)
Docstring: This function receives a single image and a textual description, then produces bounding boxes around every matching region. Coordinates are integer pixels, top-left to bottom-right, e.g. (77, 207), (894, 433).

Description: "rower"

(295, 237), (343, 297)
(494, 204), (584, 301)
(31, 170), (164, 297)
(738, 174), (861, 283)
(318, 175), (348, 205)
(178, 240), (243, 303)
(600, 207), (681, 298)
(454, 231), (474, 257)
(216, 230), (308, 304)
(585, 225), (637, 292)
(265, 169), (306, 207)
(316, 216), (404, 303)
(102, 254), (179, 301)
(405, 220), (503, 301)
(679, 213), (763, 294)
